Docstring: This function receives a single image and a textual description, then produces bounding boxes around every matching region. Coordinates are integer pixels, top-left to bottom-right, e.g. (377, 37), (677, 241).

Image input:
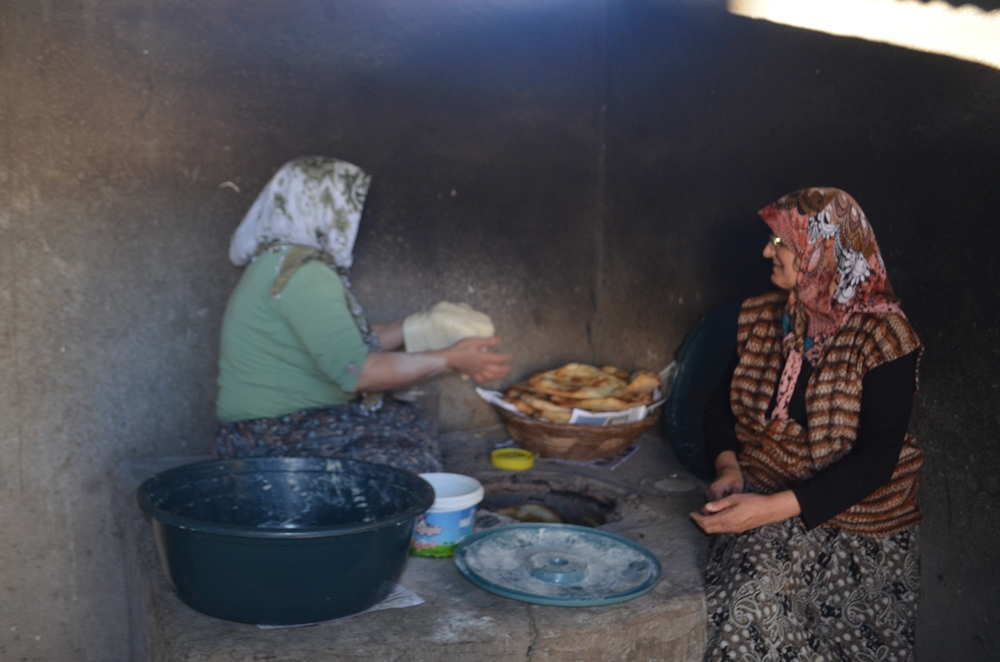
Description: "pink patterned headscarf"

(758, 188), (904, 420)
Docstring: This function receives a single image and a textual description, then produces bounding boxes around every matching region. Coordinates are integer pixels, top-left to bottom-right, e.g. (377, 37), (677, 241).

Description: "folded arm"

(691, 349), (917, 535)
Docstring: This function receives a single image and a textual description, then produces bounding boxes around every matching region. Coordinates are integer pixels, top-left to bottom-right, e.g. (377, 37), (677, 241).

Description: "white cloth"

(403, 302), (495, 353)
(229, 156), (372, 268)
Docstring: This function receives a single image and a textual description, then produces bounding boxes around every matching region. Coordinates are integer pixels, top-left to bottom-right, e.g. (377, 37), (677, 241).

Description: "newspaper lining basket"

(496, 408), (660, 461)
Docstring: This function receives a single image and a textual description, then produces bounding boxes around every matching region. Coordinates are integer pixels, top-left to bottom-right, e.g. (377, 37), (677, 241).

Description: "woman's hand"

(707, 451), (744, 502)
(354, 336), (513, 392)
(440, 336), (513, 383)
(690, 490), (801, 534)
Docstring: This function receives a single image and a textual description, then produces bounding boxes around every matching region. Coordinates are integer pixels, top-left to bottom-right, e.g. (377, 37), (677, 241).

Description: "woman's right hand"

(706, 450), (744, 502)
(440, 336), (514, 383)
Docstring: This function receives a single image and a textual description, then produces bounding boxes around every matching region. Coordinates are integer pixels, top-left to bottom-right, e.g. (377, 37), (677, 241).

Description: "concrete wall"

(0, 0), (996, 659)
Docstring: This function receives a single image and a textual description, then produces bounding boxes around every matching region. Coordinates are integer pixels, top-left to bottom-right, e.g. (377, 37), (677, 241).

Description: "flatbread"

(538, 409), (572, 424)
(626, 371), (661, 394)
(601, 365), (630, 381)
(502, 362), (656, 421)
(518, 394), (572, 415)
(528, 363), (628, 400)
(504, 397), (537, 416)
(571, 397), (635, 412)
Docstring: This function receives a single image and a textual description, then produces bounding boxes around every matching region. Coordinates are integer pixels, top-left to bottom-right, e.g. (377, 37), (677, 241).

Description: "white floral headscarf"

(229, 156), (383, 368)
(229, 156), (372, 268)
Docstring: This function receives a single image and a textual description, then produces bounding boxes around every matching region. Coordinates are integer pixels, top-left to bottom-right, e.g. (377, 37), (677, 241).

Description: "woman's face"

(763, 235), (799, 290)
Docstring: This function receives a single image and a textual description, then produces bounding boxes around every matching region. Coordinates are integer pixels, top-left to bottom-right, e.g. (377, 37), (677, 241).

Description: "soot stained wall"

(0, 0), (997, 660)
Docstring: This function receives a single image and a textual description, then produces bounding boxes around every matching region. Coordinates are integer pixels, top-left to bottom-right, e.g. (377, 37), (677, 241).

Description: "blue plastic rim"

(137, 456), (434, 538)
(453, 523), (662, 607)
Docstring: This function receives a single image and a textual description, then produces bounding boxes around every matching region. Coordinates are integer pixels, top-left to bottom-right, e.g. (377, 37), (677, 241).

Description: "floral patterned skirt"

(213, 399), (443, 475)
(704, 519), (919, 662)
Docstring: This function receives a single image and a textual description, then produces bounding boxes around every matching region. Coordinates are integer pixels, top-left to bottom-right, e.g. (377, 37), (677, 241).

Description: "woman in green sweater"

(214, 157), (512, 473)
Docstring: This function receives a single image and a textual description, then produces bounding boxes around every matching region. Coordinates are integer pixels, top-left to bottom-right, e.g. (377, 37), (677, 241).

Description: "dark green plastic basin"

(136, 457), (434, 625)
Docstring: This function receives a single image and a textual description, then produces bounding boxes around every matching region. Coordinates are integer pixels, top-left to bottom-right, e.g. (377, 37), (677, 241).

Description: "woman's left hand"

(689, 490), (801, 534)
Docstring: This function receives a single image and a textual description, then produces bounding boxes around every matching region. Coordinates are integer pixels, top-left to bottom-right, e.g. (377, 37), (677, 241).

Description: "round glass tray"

(453, 523), (661, 607)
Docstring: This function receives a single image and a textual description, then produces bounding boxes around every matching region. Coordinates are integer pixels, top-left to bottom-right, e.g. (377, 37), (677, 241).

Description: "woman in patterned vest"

(692, 188), (922, 662)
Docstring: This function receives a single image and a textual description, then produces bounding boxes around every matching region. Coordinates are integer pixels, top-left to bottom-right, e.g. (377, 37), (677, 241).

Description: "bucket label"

(410, 506), (476, 557)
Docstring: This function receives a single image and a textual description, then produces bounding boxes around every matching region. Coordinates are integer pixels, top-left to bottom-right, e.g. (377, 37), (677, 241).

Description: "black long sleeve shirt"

(703, 348), (918, 529)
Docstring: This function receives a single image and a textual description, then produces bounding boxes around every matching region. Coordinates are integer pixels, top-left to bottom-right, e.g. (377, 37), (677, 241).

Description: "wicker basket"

(497, 408), (661, 461)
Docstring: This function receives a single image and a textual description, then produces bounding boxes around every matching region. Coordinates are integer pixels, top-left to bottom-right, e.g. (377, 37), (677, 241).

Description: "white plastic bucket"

(410, 473), (484, 557)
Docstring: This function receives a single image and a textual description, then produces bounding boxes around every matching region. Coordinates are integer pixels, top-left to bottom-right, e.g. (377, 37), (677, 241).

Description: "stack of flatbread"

(504, 363), (661, 424)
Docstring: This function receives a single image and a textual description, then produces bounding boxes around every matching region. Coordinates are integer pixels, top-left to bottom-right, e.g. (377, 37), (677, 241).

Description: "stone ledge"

(114, 428), (708, 661)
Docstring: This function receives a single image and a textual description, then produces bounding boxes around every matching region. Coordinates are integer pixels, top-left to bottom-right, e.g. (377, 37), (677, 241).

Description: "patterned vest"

(732, 292), (923, 536)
